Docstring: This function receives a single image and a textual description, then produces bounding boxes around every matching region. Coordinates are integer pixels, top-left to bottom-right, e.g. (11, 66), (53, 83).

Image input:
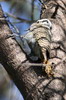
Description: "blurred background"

(0, 0), (41, 100)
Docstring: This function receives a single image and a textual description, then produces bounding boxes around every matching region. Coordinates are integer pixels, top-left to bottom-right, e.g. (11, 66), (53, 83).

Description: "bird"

(11, 19), (53, 76)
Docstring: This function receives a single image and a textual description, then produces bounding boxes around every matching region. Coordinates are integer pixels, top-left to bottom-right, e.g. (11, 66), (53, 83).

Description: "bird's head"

(37, 19), (52, 30)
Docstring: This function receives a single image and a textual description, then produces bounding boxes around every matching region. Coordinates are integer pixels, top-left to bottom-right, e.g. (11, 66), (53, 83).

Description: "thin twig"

(7, 20), (19, 33)
(5, 13), (36, 23)
(31, 0), (34, 21)
(23, 56), (66, 68)
(23, 62), (51, 67)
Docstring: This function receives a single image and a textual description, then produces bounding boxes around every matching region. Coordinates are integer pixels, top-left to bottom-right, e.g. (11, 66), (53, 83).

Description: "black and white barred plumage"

(22, 19), (52, 62)
(12, 19), (53, 76)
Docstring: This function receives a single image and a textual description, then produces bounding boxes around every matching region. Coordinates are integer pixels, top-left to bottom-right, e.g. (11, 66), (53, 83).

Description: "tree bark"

(0, 0), (66, 100)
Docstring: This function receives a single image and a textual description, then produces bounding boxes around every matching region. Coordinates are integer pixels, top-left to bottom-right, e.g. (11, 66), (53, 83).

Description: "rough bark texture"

(0, 0), (66, 100)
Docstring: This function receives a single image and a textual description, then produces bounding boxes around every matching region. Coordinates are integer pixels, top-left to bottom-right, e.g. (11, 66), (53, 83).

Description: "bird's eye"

(37, 20), (39, 23)
(46, 21), (48, 23)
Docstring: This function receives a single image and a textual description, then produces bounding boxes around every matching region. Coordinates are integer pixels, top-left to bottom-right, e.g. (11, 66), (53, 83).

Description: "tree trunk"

(0, 0), (66, 100)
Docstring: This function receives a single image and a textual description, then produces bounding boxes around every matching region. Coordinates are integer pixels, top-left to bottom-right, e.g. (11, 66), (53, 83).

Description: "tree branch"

(0, 0), (66, 99)
(0, 5), (40, 100)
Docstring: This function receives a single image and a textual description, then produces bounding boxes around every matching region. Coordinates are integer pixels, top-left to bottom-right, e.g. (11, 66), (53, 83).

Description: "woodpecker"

(11, 19), (53, 76)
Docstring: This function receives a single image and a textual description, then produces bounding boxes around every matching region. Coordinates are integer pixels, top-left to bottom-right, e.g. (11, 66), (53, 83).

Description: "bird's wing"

(13, 34), (31, 55)
(23, 31), (42, 60)
(21, 31), (40, 61)
(12, 32), (38, 61)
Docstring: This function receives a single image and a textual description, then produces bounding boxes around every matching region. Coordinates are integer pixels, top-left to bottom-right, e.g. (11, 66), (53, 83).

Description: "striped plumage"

(33, 25), (51, 63)
(14, 19), (53, 76)
(24, 19), (52, 63)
